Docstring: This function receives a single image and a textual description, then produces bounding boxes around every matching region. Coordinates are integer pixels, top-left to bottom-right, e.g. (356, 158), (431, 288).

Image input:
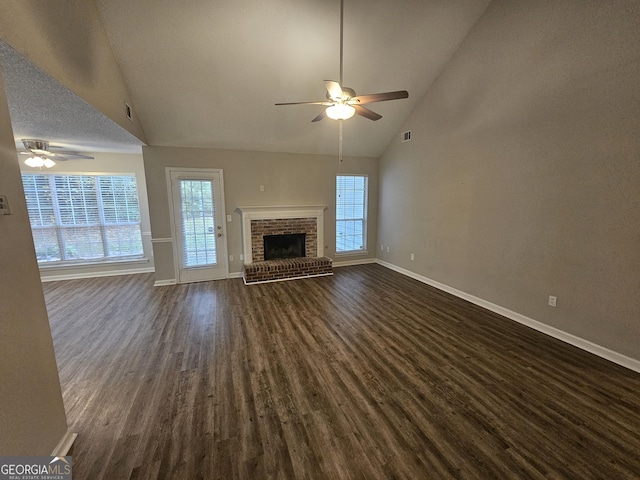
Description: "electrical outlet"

(260, 185), (265, 192)
(386, 246), (390, 253)
(410, 253), (415, 261)
(548, 296), (557, 307)
(229, 254), (234, 262)
(226, 214), (232, 222)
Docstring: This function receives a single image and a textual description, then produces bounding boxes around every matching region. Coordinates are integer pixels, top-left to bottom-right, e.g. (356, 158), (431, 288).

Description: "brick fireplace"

(250, 218), (317, 262)
(238, 205), (332, 284)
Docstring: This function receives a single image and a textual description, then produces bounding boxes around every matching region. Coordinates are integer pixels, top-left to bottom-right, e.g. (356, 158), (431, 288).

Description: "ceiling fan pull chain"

(338, 120), (343, 173)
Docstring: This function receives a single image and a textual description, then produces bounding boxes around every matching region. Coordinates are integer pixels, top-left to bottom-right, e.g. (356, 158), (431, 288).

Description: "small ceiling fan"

(275, 0), (409, 122)
(19, 139), (94, 168)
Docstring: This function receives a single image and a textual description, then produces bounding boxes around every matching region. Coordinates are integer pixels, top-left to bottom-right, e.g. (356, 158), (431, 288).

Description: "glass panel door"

(170, 169), (228, 283)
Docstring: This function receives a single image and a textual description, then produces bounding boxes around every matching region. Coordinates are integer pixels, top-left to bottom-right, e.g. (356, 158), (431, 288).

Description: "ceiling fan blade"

(55, 153), (95, 160)
(19, 150), (56, 158)
(275, 101), (332, 106)
(31, 148), (55, 156)
(324, 80), (344, 101)
(311, 110), (327, 122)
(350, 90), (409, 105)
(353, 105), (382, 121)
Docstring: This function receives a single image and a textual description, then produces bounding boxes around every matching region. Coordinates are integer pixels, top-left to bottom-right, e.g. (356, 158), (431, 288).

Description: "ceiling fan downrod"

(339, 0), (344, 87)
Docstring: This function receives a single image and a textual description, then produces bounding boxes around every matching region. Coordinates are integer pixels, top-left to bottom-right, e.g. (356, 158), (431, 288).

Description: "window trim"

(21, 172), (145, 265)
(335, 174), (368, 255)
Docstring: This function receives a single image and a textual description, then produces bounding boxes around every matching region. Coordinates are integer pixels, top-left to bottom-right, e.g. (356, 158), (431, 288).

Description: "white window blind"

(336, 175), (368, 252)
(22, 173), (144, 263)
(179, 179), (217, 267)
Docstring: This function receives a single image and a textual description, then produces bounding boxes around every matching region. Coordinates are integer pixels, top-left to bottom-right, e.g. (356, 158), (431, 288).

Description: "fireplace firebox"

(263, 233), (306, 260)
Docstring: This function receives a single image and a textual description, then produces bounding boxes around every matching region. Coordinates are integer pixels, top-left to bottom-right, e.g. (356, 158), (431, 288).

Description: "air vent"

(125, 102), (133, 121)
(401, 130), (412, 142)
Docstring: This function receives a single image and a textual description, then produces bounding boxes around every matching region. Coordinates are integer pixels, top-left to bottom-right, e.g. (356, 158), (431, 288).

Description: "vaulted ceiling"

(3, 0), (492, 157)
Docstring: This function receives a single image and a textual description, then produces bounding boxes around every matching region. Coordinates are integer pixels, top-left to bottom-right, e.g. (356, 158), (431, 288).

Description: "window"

(21, 173), (144, 264)
(336, 175), (368, 253)
(179, 179), (217, 267)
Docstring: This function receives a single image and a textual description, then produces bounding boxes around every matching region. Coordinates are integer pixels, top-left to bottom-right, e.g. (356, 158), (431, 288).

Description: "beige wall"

(378, 0), (640, 360)
(0, 62), (67, 454)
(19, 153), (155, 280)
(0, 0), (146, 143)
(143, 146), (378, 281)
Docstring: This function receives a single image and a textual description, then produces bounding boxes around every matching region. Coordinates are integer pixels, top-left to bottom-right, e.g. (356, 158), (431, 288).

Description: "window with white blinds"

(179, 179), (217, 267)
(21, 173), (144, 263)
(336, 175), (368, 253)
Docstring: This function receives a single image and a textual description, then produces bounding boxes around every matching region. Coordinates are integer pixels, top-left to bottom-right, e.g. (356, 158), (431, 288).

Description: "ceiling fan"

(275, 0), (409, 122)
(19, 139), (94, 168)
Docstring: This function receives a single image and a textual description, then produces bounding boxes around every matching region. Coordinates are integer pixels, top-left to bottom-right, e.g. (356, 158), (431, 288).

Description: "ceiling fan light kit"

(326, 103), (355, 120)
(24, 155), (55, 168)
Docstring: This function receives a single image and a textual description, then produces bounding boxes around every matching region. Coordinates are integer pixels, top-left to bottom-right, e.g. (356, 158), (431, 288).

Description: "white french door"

(169, 169), (228, 283)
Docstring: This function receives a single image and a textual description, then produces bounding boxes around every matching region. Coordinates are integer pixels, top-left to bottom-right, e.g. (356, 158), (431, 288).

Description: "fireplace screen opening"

(264, 233), (306, 260)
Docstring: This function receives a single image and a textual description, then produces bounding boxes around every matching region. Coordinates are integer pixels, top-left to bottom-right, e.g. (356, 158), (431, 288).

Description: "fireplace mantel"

(237, 205), (328, 264)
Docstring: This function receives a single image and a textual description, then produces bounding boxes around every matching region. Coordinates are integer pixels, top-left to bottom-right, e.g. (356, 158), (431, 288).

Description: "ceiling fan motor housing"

(22, 139), (50, 151)
(328, 87), (355, 102)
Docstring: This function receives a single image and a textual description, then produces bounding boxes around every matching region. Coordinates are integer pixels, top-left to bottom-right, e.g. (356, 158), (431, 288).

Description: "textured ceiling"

(0, 41), (144, 154)
(2, 0), (491, 157)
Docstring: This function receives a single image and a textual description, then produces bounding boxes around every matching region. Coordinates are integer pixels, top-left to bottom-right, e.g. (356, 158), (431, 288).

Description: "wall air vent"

(401, 130), (412, 142)
(125, 102), (133, 121)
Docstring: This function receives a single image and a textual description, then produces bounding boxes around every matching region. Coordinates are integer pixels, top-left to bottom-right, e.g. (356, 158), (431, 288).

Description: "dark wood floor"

(43, 264), (640, 479)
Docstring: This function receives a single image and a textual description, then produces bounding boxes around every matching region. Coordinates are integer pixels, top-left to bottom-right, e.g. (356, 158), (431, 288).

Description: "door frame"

(165, 167), (229, 283)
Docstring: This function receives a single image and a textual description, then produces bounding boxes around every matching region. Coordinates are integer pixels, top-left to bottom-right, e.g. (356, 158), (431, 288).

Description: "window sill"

(335, 250), (369, 257)
(38, 257), (149, 271)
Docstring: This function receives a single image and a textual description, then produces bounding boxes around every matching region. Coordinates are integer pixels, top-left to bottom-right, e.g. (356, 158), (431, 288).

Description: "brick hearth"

(243, 256), (333, 284)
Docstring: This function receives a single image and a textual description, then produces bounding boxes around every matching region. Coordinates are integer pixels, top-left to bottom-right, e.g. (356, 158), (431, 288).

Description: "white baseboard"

(154, 273), (242, 285)
(41, 267), (155, 282)
(375, 259), (640, 374)
(51, 430), (78, 457)
(333, 257), (377, 268)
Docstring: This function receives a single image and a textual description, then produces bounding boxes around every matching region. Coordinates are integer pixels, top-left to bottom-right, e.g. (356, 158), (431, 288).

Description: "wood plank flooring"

(43, 264), (640, 479)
